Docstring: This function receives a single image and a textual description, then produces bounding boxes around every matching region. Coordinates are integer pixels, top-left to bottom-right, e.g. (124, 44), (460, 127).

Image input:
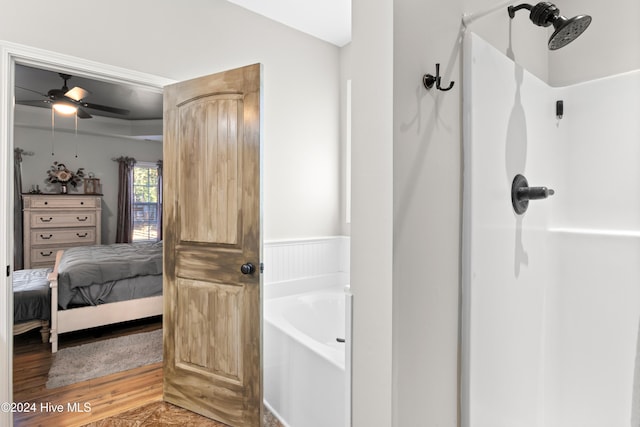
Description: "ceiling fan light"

(52, 102), (78, 115)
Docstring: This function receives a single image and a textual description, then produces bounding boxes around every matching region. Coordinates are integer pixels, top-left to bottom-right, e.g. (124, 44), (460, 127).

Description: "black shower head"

(548, 14), (592, 50)
(508, 2), (592, 50)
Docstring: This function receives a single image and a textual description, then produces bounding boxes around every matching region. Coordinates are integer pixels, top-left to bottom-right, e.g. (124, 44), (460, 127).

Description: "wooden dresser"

(22, 194), (102, 269)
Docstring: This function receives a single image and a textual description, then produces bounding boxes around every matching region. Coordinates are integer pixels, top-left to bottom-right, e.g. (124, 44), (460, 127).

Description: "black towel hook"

(423, 63), (454, 92)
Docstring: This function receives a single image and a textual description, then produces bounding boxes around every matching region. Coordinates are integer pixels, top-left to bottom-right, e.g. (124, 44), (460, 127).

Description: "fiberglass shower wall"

(463, 32), (640, 427)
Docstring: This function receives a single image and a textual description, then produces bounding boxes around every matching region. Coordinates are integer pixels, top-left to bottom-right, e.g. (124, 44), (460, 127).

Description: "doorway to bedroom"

(5, 47), (274, 426)
(9, 52), (170, 426)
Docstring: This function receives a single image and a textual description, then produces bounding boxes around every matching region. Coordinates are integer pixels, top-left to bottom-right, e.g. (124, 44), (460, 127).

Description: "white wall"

(14, 105), (163, 244)
(350, 0), (394, 426)
(0, 0), (342, 241)
(549, 0), (640, 86)
(461, 0), (640, 88)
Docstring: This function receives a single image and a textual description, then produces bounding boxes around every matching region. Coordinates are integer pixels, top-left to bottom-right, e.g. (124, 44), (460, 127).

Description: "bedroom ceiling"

(14, 64), (163, 121)
(14, 1), (351, 122)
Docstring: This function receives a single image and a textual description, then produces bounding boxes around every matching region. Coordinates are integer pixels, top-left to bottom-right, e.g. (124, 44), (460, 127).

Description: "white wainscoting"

(263, 236), (350, 299)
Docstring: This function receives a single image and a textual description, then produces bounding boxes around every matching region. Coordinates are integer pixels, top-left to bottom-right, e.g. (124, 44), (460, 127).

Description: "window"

(132, 162), (161, 242)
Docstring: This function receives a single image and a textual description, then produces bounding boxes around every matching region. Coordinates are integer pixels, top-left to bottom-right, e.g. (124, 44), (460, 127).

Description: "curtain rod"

(15, 147), (34, 156)
(111, 157), (162, 163)
(462, 1), (514, 27)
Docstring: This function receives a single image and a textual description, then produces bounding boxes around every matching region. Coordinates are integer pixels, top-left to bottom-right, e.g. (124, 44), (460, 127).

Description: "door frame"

(0, 40), (173, 426)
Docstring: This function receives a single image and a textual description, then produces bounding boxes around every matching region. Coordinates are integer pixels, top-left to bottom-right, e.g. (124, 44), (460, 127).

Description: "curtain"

(156, 160), (163, 241)
(115, 156), (136, 243)
(14, 148), (24, 270)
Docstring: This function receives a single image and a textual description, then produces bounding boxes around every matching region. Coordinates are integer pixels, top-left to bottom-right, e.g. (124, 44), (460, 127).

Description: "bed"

(48, 241), (163, 353)
(13, 268), (52, 343)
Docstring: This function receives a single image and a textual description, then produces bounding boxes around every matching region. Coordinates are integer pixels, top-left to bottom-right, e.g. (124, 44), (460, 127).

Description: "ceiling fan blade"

(65, 86), (91, 102)
(16, 99), (50, 108)
(76, 107), (92, 119)
(80, 102), (130, 116)
(16, 86), (47, 97)
(19, 99), (93, 119)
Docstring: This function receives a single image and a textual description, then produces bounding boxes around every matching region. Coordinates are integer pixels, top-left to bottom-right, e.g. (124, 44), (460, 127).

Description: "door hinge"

(260, 262), (264, 274)
(6, 265), (10, 277)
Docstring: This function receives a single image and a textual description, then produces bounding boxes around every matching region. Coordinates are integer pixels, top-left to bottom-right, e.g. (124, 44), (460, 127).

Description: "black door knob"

(240, 263), (255, 275)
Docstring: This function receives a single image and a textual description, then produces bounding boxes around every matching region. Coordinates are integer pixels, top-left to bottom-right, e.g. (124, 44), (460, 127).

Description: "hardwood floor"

(78, 400), (285, 427)
(13, 317), (284, 427)
(13, 317), (164, 427)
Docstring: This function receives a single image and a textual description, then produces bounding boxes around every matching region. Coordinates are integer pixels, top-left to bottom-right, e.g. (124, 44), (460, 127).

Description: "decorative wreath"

(46, 161), (85, 187)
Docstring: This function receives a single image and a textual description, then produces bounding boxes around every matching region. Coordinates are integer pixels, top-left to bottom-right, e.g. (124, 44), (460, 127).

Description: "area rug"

(46, 329), (162, 389)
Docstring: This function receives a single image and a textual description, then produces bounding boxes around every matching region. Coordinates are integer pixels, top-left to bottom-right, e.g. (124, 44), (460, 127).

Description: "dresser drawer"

(23, 194), (102, 269)
(29, 196), (98, 209)
(30, 247), (63, 264)
(30, 212), (96, 228)
(31, 228), (96, 245)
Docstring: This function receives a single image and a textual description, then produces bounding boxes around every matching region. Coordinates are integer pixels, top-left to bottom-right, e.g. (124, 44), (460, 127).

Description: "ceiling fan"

(17, 73), (130, 119)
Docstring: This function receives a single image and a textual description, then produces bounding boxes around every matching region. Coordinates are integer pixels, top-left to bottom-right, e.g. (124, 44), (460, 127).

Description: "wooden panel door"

(163, 63), (262, 426)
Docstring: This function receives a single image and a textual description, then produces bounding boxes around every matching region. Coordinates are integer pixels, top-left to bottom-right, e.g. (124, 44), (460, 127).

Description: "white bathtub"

(264, 287), (347, 427)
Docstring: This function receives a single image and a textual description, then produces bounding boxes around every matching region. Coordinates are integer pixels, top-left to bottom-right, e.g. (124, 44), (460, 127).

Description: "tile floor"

(81, 401), (284, 427)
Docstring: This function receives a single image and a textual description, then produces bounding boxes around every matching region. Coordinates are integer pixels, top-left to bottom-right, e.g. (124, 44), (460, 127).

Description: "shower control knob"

(517, 186), (555, 201)
(511, 174), (555, 215)
(241, 263), (256, 275)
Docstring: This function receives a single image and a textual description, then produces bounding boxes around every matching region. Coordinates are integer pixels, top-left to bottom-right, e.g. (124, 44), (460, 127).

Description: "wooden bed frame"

(13, 269), (51, 343)
(13, 320), (49, 343)
(48, 250), (163, 353)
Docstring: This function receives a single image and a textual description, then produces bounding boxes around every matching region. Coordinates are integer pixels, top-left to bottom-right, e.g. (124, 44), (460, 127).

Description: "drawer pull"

(80, 201), (84, 205)
(39, 251), (53, 257)
(40, 234), (53, 240)
(39, 217), (53, 222)
(44, 201), (48, 205)
(76, 216), (88, 222)
(76, 232), (88, 238)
